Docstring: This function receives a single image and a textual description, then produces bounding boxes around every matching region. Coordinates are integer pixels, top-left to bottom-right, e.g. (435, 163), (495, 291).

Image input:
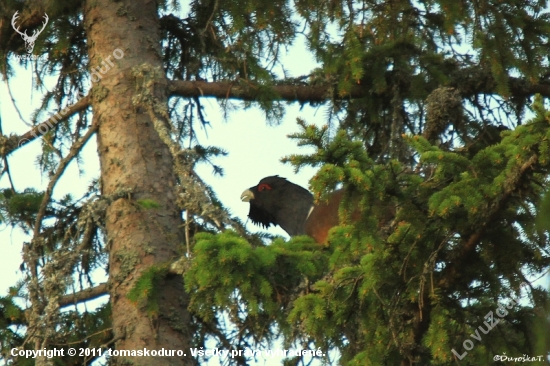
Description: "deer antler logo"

(11, 11), (49, 54)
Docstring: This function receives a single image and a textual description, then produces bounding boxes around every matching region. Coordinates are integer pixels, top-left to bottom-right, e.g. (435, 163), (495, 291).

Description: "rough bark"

(84, 0), (192, 364)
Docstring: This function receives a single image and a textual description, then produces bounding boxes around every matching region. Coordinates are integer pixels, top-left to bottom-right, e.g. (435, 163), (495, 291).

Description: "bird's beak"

(240, 189), (254, 202)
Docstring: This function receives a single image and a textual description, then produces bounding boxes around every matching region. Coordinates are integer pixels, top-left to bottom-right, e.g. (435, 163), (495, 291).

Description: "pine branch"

(32, 121), (99, 239)
(58, 283), (109, 308)
(439, 154), (538, 288)
(169, 72), (550, 102)
(4, 72), (546, 164)
(169, 80), (356, 102)
(2, 95), (90, 158)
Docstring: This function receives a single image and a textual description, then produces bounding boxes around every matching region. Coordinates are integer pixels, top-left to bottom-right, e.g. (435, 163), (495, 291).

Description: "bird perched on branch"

(240, 176), (346, 244)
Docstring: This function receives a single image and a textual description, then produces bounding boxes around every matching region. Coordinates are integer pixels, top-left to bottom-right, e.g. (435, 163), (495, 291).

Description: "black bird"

(240, 176), (345, 244)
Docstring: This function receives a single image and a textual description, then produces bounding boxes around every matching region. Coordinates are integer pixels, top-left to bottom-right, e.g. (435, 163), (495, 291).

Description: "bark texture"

(84, 0), (192, 364)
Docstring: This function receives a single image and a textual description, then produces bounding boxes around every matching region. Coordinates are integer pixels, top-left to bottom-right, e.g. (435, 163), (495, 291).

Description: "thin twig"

(32, 122), (98, 238)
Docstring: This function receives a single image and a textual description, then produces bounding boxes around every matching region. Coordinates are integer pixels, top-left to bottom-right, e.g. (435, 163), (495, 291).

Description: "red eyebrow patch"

(258, 183), (272, 192)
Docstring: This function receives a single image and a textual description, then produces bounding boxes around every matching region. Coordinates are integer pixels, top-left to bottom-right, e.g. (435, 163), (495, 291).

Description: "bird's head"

(240, 175), (314, 236)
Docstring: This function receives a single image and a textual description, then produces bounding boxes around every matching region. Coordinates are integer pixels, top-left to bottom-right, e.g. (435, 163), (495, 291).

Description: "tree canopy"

(0, 0), (549, 365)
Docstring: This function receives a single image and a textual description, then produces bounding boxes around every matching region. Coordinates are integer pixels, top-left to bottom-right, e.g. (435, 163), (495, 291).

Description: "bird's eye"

(258, 183), (272, 192)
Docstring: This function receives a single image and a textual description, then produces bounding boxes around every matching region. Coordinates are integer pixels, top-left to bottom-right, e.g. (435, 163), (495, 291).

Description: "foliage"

(128, 265), (169, 316)
(276, 97), (550, 364)
(186, 231), (327, 348)
(186, 97), (550, 364)
(0, 188), (45, 230)
(136, 199), (161, 209)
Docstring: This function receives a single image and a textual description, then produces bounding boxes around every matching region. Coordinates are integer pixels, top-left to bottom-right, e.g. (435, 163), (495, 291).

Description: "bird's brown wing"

(305, 190), (346, 244)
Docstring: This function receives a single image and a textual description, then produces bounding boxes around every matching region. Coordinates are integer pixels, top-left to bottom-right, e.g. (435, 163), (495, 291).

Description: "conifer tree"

(0, 0), (549, 365)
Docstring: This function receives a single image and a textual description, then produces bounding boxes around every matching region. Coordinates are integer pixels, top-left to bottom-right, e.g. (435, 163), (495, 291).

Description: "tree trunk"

(84, 0), (192, 364)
